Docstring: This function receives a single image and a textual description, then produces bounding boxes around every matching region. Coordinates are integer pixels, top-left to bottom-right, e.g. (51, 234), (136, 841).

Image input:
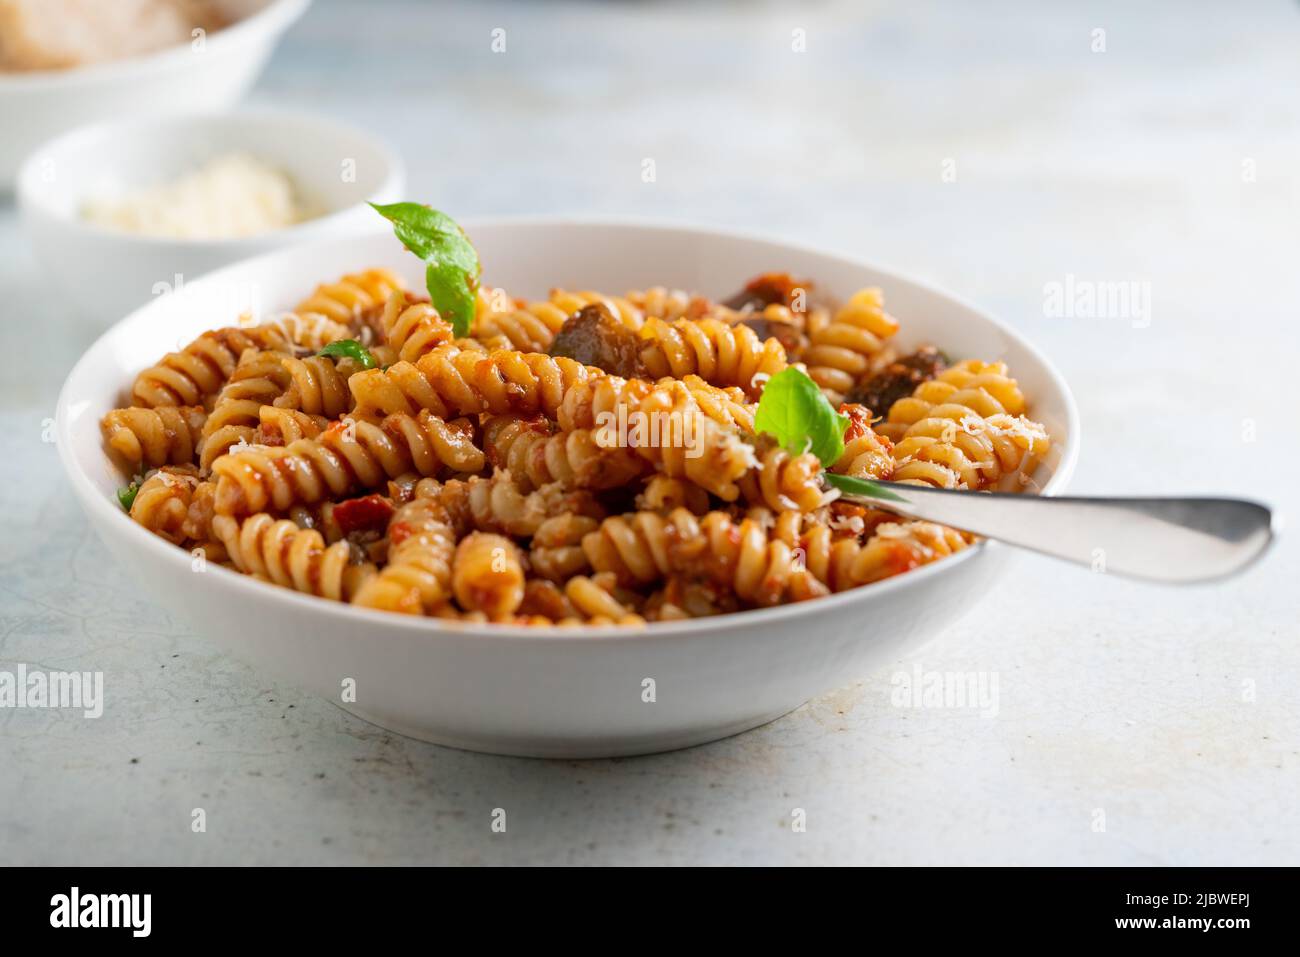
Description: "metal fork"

(829, 479), (1277, 583)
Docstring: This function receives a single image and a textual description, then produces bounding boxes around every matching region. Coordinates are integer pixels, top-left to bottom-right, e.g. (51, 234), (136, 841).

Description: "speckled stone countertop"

(2, 0), (1297, 865)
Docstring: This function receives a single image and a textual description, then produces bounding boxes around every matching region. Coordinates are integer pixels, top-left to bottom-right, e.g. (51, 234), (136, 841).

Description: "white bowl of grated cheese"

(17, 108), (405, 318)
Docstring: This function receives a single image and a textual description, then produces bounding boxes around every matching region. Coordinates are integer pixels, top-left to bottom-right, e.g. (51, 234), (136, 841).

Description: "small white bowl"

(0, 0), (310, 189)
(17, 108), (405, 319)
(55, 221), (1079, 758)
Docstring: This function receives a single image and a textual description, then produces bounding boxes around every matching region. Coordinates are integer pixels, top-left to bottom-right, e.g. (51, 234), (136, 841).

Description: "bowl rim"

(0, 0), (310, 91)
(56, 216), (1081, 643)
(15, 106), (405, 248)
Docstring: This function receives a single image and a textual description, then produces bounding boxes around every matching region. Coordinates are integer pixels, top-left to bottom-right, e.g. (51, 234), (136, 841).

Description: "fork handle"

(836, 484), (1276, 583)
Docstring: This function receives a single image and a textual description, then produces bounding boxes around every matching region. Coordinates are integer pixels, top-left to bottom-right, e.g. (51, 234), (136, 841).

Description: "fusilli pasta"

(379, 292), (454, 363)
(637, 316), (787, 398)
(352, 497), (457, 614)
(294, 268), (406, 331)
(128, 465), (202, 544)
(349, 345), (601, 421)
(103, 405), (206, 472)
(452, 532), (526, 620)
(803, 288), (899, 403)
(213, 512), (373, 601)
(104, 261), (1054, 626)
(879, 361), (1048, 489)
(211, 412), (483, 515)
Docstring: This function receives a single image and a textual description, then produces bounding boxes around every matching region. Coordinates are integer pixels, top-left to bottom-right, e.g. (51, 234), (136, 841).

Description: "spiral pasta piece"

(822, 521), (970, 589)
(643, 575), (740, 619)
(878, 361), (1047, 489)
(421, 471), (604, 538)
(676, 375), (756, 432)
(103, 405), (206, 472)
(181, 478), (219, 549)
(564, 575), (644, 625)
(483, 414), (648, 492)
(212, 513), (372, 601)
(681, 510), (829, 605)
(832, 403), (895, 479)
(211, 412), (484, 515)
(878, 360), (1028, 438)
(294, 268), (406, 331)
(379, 292), (454, 362)
(626, 287), (696, 322)
(890, 413), (1050, 490)
(349, 344), (601, 420)
(803, 287), (899, 402)
(636, 384), (757, 501)
(738, 445), (827, 512)
(352, 497), (457, 614)
(276, 355), (354, 418)
(130, 324), (292, 408)
(556, 373), (753, 435)
(634, 475), (711, 515)
(515, 577), (581, 620)
(637, 317), (787, 398)
(129, 466), (202, 544)
(197, 349), (294, 469)
(582, 507), (826, 605)
(471, 298), (571, 353)
(259, 311), (352, 352)
(254, 406), (328, 446)
(557, 378), (758, 500)
(529, 514), (599, 582)
(452, 532), (525, 620)
(199, 347), (356, 470)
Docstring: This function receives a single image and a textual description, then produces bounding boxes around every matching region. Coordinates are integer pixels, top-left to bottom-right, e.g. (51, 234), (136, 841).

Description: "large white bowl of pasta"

(56, 220), (1078, 758)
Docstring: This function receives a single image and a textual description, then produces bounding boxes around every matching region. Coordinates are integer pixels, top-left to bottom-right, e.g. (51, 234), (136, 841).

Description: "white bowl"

(55, 221), (1079, 758)
(0, 0), (310, 189)
(17, 108), (405, 319)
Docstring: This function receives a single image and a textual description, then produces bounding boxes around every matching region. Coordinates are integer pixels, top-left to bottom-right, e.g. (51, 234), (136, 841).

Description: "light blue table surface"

(1, 0), (1296, 865)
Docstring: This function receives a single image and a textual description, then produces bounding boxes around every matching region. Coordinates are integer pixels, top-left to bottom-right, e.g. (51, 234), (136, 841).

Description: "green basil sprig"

(753, 367), (850, 467)
(371, 202), (481, 337)
(823, 471), (907, 503)
(318, 339), (377, 369)
(754, 367), (905, 503)
(117, 483), (140, 512)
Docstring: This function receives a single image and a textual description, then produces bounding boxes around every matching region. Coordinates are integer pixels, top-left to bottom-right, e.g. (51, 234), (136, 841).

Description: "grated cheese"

(82, 153), (319, 240)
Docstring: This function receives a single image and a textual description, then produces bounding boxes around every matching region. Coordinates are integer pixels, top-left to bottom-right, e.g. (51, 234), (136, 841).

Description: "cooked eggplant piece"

(548, 303), (646, 378)
(847, 346), (947, 415)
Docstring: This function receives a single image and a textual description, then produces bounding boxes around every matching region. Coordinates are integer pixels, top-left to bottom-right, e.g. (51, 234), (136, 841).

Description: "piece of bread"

(0, 0), (225, 72)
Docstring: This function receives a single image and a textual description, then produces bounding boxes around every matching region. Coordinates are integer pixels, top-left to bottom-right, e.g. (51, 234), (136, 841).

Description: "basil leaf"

(824, 472), (907, 503)
(318, 339), (376, 369)
(754, 366), (850, 467)
(371, 202), (481, 337)
(117, 482), (140, 512)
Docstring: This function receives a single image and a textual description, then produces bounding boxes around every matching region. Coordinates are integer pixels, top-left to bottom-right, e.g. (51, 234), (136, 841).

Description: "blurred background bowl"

(16, 107), (404, 318)
(0, 0), (310, 190)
